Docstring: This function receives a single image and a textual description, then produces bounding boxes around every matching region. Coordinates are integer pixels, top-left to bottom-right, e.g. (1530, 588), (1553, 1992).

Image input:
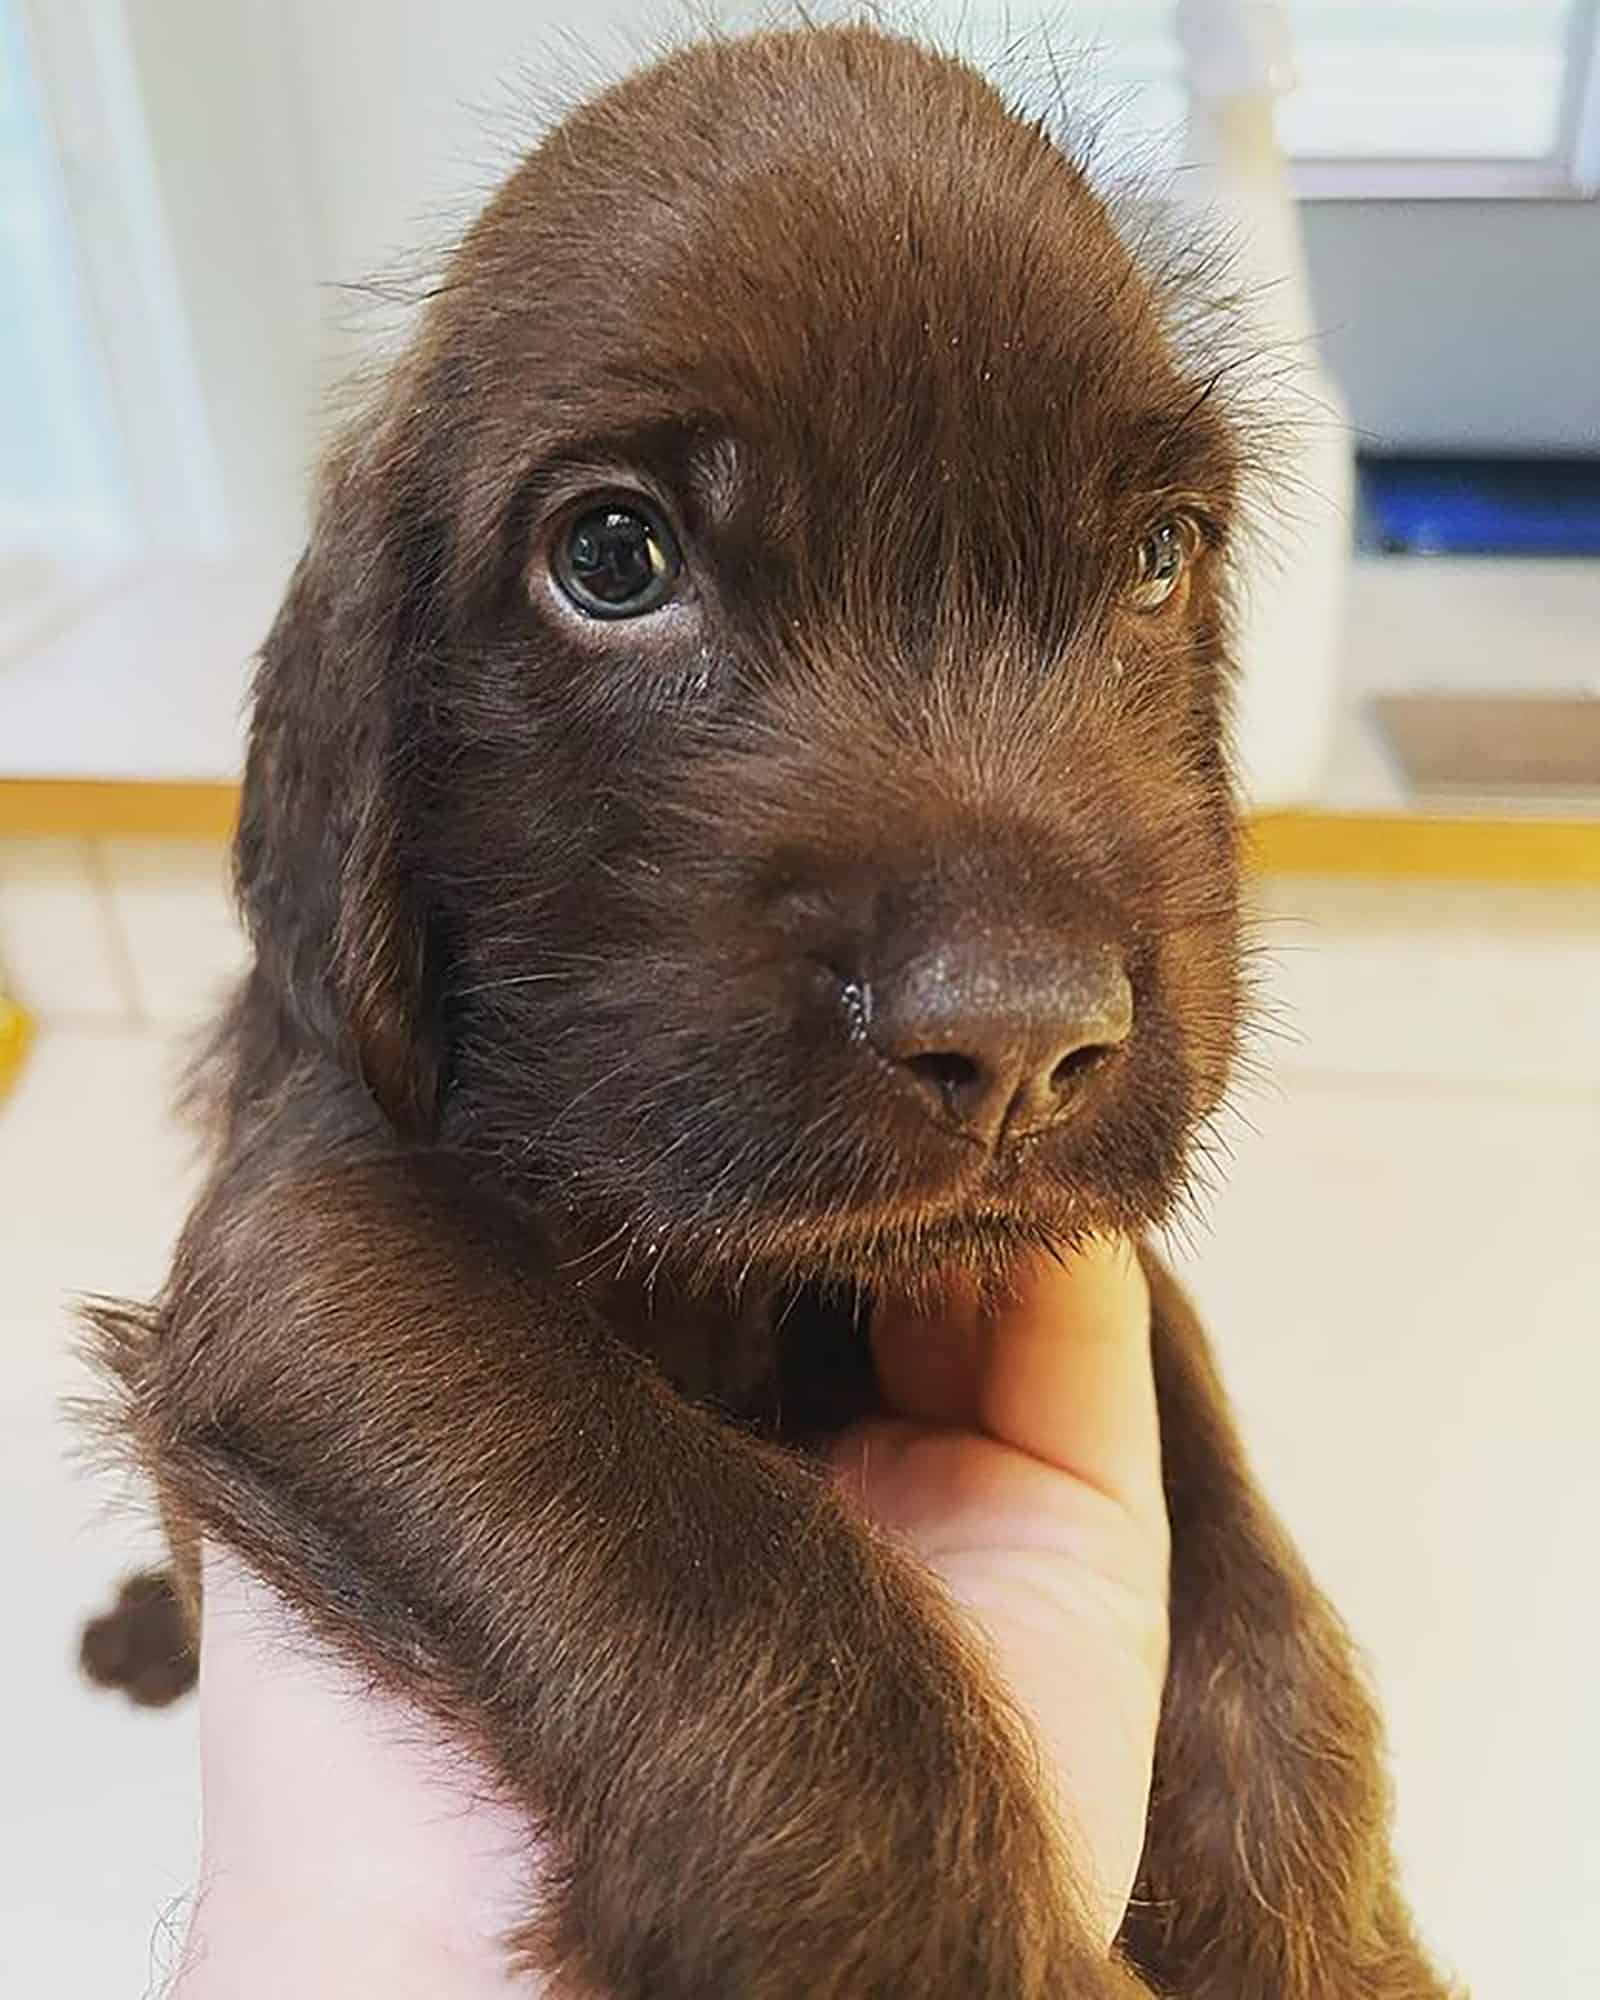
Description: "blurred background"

(1, 4), (1596, 1995)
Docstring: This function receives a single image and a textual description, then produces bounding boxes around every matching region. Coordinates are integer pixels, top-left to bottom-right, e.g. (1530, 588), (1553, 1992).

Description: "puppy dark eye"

(1127, 518), (1197, 612)
(553, 502), (682, 618)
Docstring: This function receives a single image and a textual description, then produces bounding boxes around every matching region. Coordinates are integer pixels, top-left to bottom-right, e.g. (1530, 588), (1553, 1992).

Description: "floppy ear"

(235, 428), (443, 1138)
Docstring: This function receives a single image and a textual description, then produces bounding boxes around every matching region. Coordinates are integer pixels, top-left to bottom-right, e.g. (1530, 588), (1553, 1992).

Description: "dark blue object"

(1357, 455), (1600, 556)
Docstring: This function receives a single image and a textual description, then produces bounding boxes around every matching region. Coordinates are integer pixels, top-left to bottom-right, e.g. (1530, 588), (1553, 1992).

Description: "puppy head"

(241, 26), (1252, 1291)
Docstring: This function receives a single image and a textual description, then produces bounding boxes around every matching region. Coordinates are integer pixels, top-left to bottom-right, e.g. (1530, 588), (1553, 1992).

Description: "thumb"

(868, 1238), (1165, 1540)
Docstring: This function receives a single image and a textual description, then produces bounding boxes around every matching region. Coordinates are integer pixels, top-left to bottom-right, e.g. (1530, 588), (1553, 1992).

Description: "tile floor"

(2, 841), (1597, 1997)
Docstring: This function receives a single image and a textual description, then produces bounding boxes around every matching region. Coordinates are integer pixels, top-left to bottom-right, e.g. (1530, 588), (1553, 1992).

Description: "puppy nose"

(865, 938), (1133, 1146)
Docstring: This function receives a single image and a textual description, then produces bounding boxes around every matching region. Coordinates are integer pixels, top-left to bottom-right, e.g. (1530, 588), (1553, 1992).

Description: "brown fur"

(78, 1571), (194, 1707)
(81, 25), (1457, 1997)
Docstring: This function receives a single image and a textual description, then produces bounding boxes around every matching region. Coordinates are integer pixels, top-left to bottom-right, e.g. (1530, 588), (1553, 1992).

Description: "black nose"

(864, 937), (1133, 1146)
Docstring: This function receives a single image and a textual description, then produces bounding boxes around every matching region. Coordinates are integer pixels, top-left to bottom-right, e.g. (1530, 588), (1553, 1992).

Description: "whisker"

(453, 971), (578, 998)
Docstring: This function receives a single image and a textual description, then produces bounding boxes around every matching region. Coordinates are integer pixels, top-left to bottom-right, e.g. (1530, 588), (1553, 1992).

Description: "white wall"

(118, 0), (327, 563)
(281, 0), (641, 394)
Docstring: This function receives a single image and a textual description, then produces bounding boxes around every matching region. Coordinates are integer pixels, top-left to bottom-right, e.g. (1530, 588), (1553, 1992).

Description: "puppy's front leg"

(1119, 1257), (1459, 1999)
(104, 1123), (1148, 2000)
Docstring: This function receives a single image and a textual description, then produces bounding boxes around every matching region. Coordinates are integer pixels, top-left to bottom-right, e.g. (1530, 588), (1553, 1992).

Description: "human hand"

(832, 1236), (1169, 1951)
(173, 1239), (1166, 1993)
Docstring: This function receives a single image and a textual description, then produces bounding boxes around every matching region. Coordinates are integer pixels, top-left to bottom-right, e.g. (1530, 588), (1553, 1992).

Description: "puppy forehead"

(464, 32), (1186, 484)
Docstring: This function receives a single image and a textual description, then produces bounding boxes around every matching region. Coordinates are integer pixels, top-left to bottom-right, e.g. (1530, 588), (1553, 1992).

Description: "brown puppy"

(82, 25), (1457, 1999)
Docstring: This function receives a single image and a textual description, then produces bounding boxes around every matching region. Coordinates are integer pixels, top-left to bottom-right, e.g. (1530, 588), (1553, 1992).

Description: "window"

(1029, 0), (1600, 196)
(1285, 0), (1600, 197)
(0, 0), (125, 564)
(1284, 1), (1582, 164)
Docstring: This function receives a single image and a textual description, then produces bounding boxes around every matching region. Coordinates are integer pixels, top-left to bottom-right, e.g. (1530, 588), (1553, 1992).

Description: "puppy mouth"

(660, 1127), (1151, 1292)
(754, 1154), (1110, 1250)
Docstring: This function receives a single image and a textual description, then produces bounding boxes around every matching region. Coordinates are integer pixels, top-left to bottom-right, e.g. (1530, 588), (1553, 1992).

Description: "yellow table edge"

(1, 779), (1597, 882)
(0, 991), (34, 1102)
(0, 779), (241, 841)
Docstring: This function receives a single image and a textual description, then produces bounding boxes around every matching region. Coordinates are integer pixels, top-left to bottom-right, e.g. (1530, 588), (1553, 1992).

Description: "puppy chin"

(556, 1143), (1180, 1302)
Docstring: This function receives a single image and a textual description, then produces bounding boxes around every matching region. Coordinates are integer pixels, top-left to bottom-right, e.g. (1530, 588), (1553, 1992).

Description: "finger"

(973, 1238), (1163, 1536)
(871, 1239), (1162, 1536)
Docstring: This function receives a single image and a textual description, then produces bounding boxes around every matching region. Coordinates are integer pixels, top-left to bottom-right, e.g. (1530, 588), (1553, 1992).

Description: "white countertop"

(1321, 556), (1600, 814)
(0, 555), (286, 784)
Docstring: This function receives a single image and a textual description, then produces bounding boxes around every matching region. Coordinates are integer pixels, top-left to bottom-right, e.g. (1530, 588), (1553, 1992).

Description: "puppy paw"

(79, 1569), (197, 1707)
